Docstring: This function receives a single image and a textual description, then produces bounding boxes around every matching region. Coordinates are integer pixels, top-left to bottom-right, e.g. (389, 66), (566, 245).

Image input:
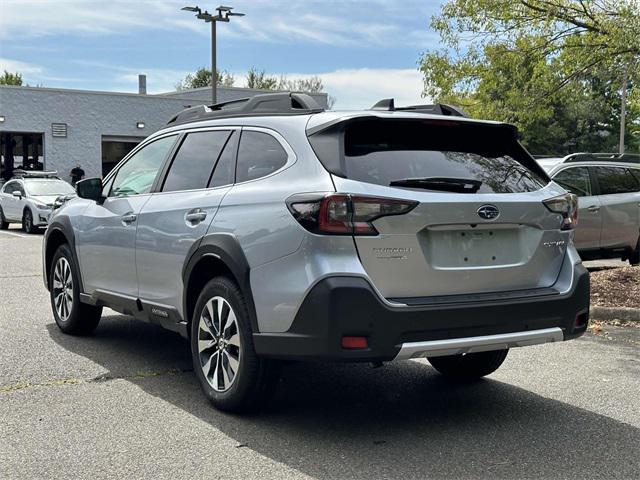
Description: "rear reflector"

(574, 311), (588, 328)
(341, 336), (368, 349)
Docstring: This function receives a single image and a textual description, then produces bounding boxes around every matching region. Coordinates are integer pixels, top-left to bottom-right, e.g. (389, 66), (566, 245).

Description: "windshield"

(337, 120), (548, 194)
(25, 180), (75, 196)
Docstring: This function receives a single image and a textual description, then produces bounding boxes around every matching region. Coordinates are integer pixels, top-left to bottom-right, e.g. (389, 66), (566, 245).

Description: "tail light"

(287, 193), (417, 235)
(543, 193), (578, 230)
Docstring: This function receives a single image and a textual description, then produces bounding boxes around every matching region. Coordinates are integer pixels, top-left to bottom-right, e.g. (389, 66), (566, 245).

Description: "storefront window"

(1, 132), (44, 181)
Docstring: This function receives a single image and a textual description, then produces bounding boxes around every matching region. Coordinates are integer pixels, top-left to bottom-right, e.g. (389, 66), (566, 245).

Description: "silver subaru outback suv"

(43, 93), (590, 412)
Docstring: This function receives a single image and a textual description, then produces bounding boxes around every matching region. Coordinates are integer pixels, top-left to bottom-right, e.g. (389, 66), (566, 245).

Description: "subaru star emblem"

(477, 205), (500, 220)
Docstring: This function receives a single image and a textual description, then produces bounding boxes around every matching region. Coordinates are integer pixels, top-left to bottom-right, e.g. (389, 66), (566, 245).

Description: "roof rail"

(167, 92), (324, 125)
(370, 98), (468, 118)
(564, 152), (640, 164)
(12, 169), (60, 179)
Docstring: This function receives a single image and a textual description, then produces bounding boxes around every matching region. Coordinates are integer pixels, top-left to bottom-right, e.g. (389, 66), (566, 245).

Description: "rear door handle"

(121, 213), (137, 224)
(587, 205), (600, 213)
(185, 209), (207, 224)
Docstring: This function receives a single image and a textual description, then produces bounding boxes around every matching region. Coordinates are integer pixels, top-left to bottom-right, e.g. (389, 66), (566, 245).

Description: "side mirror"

(76, 177), (104, 202)
(12, 191), (22, 199)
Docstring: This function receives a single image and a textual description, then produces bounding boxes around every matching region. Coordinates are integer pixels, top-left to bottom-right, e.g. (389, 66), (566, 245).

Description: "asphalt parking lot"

(1, 226), (639, 479)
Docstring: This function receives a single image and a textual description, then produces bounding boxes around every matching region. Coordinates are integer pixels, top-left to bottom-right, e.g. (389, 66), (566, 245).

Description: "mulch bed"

(589, 266), (640, 309)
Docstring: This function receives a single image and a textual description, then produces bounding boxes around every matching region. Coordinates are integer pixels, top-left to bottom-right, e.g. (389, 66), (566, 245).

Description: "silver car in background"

(546, 160), (640, 265)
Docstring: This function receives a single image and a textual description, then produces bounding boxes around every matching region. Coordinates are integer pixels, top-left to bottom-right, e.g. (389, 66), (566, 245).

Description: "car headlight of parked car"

(33, 201), (51, 210)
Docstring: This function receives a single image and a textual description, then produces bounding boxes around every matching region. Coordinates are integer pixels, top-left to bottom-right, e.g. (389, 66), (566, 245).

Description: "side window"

(3, 182), (15, 194)
(594, 166), (640, 195)
(553, 167), (592, 197)
(209, 131), (238, 188)
(162, 131), (230, 192)
(236, 131), (288, 183)
(110, 135), (177, 197)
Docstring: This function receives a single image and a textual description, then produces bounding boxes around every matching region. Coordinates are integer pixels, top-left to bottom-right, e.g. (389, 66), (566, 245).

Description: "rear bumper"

(252, 263), (590, 362)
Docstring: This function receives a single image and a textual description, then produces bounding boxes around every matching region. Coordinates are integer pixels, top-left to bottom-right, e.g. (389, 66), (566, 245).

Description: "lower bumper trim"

(395, 327), (564, 361)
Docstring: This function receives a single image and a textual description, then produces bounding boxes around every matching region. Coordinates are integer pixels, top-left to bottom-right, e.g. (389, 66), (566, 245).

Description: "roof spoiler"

(370, 98), (468, 118)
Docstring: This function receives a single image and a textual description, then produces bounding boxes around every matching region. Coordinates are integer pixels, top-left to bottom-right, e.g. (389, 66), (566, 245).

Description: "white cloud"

(0, 57), (43, 75)
(287, 68), (428, 110)
(0, 0), (439, 48)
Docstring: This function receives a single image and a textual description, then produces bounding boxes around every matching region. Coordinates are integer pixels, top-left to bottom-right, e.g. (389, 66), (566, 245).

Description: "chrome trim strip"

(394, 327), (564, 361)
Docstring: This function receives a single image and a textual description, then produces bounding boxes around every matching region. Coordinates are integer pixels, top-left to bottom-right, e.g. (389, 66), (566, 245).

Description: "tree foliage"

(177, 67), (335, 108)
(245, 68), (278, 90)
(0, 70), (23, 86)
(175, 67), (235, 90)
(421, 0), (640, 154)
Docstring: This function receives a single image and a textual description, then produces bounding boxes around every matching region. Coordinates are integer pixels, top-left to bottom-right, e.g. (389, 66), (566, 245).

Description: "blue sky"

(0, 0), (445, 108)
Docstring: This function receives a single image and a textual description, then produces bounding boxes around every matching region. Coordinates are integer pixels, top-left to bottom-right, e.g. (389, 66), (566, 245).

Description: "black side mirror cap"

(76, 177), (104, 202)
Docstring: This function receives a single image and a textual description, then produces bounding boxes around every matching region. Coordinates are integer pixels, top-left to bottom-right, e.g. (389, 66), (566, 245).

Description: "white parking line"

(0, 230), (29, 238)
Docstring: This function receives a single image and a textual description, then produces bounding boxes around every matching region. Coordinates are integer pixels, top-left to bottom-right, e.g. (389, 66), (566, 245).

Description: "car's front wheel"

(50, 244), (102, 335)
(428, 349), (508, 379)
(191, 276), (279, 412)
(22, 209), (38, 234)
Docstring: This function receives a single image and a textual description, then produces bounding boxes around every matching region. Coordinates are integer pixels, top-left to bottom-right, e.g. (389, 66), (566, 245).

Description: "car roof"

(548, 161), (640, 175)
(160, 92), (513, 138)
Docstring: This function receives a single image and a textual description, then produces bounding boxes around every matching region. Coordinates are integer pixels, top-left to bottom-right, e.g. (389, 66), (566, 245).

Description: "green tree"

(245, 68), (278, 90)
(0, 70), (23, 86)
(175, 67), (235, 90)
(421, 0), (640, 153)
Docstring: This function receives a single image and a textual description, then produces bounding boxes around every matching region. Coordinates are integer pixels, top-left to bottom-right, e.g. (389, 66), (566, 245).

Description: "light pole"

(181, 5), (245, 104)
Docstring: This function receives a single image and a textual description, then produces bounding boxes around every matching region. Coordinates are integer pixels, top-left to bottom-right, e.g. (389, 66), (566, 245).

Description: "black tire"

(0, 206), (9, 229)
(428, 349), (509, 380)
(22, 208), (38, 234)
(191, 276), (279, 413)
(629, 239), (639, 266)
(50, 244), (102, 335)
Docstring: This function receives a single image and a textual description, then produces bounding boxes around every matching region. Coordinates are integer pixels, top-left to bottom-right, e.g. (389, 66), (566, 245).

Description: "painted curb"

(590, 306), (640, 322)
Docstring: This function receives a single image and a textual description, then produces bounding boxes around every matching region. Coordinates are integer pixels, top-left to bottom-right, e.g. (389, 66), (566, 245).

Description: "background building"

(0, 77), (328, 183)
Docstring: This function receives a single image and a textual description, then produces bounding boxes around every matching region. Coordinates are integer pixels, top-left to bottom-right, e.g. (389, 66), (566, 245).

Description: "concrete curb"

(590, 306), (640, 322)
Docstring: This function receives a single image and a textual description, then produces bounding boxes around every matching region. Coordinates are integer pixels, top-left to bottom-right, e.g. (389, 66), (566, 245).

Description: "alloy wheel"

(197, 296), (241, 392)
(53, 257), (73, 321)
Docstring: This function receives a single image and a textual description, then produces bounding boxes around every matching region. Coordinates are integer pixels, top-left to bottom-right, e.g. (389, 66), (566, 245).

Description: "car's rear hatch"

(307, 114), (570, 300)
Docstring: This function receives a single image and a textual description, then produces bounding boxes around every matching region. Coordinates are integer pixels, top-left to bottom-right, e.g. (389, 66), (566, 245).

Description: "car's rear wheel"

(428, 349), (508, 379)
(191, 276), (279, 413)
(0, 206), (9, 229)
(50, 244), (102, 335)
(22, 209), (38, 234)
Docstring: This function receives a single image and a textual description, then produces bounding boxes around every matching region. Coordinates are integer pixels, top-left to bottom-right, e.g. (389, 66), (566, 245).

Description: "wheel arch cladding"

(44, 229), (70, 289)
(44, 217), (82, 292)
(183, 233), (259, 334)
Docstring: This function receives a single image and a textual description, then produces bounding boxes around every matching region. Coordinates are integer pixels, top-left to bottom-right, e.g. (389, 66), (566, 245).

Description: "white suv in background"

(0, 171), (75, 233)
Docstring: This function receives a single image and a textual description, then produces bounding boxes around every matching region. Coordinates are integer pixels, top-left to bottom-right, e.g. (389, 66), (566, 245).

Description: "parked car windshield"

(24, 180), (75, 196)
(342, 119), (548, 193)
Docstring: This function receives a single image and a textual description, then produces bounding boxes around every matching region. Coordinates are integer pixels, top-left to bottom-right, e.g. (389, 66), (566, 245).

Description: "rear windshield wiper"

(389, 177), (482, 193)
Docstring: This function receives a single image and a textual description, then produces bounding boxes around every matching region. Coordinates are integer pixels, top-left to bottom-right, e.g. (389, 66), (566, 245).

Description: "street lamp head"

(227, 11), (245, 16)
(181, 5), (201, 13)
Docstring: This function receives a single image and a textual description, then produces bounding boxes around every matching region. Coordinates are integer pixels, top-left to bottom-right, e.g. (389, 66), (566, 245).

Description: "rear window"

(312, 119), (548, 194)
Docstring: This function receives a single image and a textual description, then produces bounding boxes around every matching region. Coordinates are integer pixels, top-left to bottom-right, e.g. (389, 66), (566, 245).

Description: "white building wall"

(0, 85), (327, 182)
